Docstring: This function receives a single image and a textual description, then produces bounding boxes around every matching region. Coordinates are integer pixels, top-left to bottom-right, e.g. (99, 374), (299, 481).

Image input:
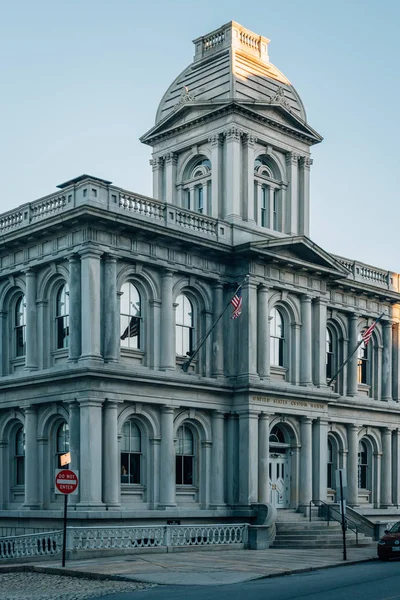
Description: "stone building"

(1, 21), (400, 534)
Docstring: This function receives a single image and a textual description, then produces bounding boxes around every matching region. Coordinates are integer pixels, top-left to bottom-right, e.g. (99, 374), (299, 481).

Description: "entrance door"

(269, 453), (289, 508)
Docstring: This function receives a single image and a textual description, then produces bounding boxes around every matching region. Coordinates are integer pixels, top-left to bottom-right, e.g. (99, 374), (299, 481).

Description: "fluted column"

(68, 401), (80, 505)
(79, 249), (102, 361)
(23, 406), (39, 508)
(382, 321), (393, 401)
(103, 255), (119, 363)
(160, 270), (175, 370)
(257, 285), (270, 379)
(78, 398), (104, 508)
(103, 400), (120, 507)
(68, 255), (81, 362)
(381, 428), (393, 507)
(313, 298), (328, 387)
(299, 417), (313, 505)
(300, 295), (312, 386)
(24, 269), (38, 370)
(348, 314), (359, 396)
(159, 406), (176, 507)
(210, 411), (225, 506)
(312, 418), (328, 502)
(211, 283), (224, 377)
(151, 157), (164, 201)
(258, 413), (270, 504)
(238, 410), (259, 505)
(347, 424), (359, 505)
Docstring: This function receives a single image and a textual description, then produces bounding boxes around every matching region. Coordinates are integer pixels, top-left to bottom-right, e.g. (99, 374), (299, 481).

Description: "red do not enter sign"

(55, 469), (79, 495)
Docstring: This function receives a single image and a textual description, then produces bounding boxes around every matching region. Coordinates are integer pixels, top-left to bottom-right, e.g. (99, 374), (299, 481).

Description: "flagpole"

(327, 312), (386, 387)
(182, 275), (249, 373)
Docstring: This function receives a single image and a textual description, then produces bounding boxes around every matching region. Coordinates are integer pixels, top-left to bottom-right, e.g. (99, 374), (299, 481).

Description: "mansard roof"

(236, 236), (350, 279)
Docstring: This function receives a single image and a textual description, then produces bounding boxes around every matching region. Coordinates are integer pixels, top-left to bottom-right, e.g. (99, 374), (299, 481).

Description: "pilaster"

(381, 428), (393, 507)
(210, 411), (225, 507)
(160, 270), (175, 370)
(211, 283), (224, 377)
(243, 132), (257, 222)
(68, 255), (81, 362)
(382, 320), (393, 401)
(24, 269), (38, 370)
(300, 295), (313, 386)
(23, 406), (40, 508)
(103, 255), (119, 363)
(257, 285), (270, 379)
(164, 153), (178, 204)
(299, 417), (313, 505)
(238, 278), (258, 382)
(224, 128), (242, 221)
(285, 152), (299, 235)
(77, 398), (104, 508)
(347, 314), (359, 397)
(68, 401), (80, 506)
(79, 248), (103, 361)
(103, 400), (121, 508)
(209, 134), (222, 219)
(258, 413), (270, 504)
(159, 406), (176, 508)
(238, 410), (259, 505)
(347, 424), (359, 505)
(150, 157), (164, 201)
(313, 298), (328, 387)
(312, 418), (328, 502)
(298, 156), (312, 237)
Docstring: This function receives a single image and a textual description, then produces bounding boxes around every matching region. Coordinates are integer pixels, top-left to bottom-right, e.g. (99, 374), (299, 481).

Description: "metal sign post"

(55, 465), (79, 567)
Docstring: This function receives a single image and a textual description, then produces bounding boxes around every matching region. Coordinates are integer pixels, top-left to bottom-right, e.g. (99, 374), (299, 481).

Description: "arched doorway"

(269, 424), (290, 508)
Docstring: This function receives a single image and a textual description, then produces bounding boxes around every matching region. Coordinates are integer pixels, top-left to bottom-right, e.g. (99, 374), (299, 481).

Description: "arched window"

(326, 328), (334, 380)
(56, 284), (69, 349)
(358, 441), (368, 489)
(176, 294), (194, 356)
(357, 333), (369, 384)
(270, 308), (284, 367)
(56, 423), (70, 468)
(254, 155), (283, 232)
(15, 295), (26, 357)
(269, 425), (286, 444)
(121, 420), (141, 484)
(15, 426), (25, 486)
(120, 282), (141, 349)
(327, 439), (333, 488)
(182, 156), (211, 215)
(175, 425), (194, 485)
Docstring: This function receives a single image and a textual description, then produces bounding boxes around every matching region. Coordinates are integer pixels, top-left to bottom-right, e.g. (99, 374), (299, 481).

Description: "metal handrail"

(308, 499), (358, 544)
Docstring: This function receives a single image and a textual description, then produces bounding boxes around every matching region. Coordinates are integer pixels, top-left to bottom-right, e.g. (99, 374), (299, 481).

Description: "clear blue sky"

(1, 0), (399, 270)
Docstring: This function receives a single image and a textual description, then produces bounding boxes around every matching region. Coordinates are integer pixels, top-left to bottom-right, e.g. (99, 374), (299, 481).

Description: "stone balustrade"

(0, 530), (63, 559)
(334, 255), (397, 291)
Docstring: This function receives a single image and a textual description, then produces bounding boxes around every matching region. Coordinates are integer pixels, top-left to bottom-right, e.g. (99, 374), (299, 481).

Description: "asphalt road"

(91, 559), (400, 600)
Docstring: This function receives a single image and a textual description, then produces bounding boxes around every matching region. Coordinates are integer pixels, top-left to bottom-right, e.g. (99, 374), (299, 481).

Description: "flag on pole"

(361, 321), (377, 346)
(230, 287), (243, 319)
(120, 316), (140, 340)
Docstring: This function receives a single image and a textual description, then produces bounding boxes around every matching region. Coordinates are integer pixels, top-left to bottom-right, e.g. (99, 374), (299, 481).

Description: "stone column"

(381, 428), (393, 507)
(298, 156), (311, 237)
(269, 187), (275, 229)
(211, 283), (224, 377)
(239, 279), (258, 381)
(79, 249), (102, 361)
(151, 157), (164, 201)
(300, 295), (313, 386)
(164, 153), (177, 204)
(68, 401), (80, 505)
(392, 323), (400, 402)
(0, 311), (6, 375)
(78, 399), (104, 508)
(224, 128), (242, 220)
(258, 413), (270, 504)
(226, 413), (238, 505)
(348, 314), (359, 397)
(313, 298), (328, 387)
(374, 452), (382, 508)
(24, 269), (38, 370)
(382, 321), (393, 401)
(210, 411), (225, 506)
(0, 440), (6, 509)
(285, 152), (299, 235)
(299, 417), (313, 505)
(244, 133), (256, 222)
(257, 285), (270, 379)
(23, 406), (40, 508)
(103, 255), (119, 363)
(392, 429), (400, 505)
(149, 299), (161, 370)
(159, 406), (176, 507)
(238, 411), (259, 505)
(160, 270), (175, 370)
(210, 134), (222, 219)
(68, 255), (81, 362)
(103, 400), (120, 508)
(347, 424), (359, 505)
(312, 418), (328, 502)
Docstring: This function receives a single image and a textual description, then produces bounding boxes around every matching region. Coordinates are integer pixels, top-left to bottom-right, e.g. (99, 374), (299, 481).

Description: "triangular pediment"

(241, 236), (350, 278)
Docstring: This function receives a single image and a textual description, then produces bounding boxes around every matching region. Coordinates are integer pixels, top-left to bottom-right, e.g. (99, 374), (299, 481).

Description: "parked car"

(378, 522), (400, 560)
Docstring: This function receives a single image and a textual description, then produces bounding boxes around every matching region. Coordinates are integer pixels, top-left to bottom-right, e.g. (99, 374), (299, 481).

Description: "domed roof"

(155, 21), (307, 125)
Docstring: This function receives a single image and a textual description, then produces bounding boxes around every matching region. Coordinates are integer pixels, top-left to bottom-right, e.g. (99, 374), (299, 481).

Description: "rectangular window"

(176, 455), (193, 485)
(121, 453), (141, 484)
(57, 316), (69, 349)
(16, 456), (24, 485)
(197, 187), (203, 214)
(175, 324), (193, 356)
(16, 325), (26, 357)
(261, 187), (267, 227)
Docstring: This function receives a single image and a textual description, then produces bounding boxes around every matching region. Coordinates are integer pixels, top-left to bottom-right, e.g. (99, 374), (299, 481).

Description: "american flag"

(120, 316), (140, 340)
(361, 321), (377, 346)
(230, 287), (243, 319)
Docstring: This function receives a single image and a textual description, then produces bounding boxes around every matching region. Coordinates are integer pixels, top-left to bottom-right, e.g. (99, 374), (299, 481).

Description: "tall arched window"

(176, 294), (194, 356)
(56, 284), (69, 349)
(270, 308), (284, 366)
(358, 441), (368, 489)
(120, 282), (141, 349)
(15, 426), (25, 486)
(357, 334), (369, 384)
(254, 155), (283, 232)
(326, 328), (334, 380)
(182, 156), (212, 215)
(56, 423), (70, 468)
(15, 295), (26, 357)
(175, 425), (194, 485)
(121, 420), (141, 484)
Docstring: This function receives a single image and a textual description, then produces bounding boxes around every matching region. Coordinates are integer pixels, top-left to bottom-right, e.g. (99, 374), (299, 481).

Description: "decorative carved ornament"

(269, 86), (292, 111)
(174, 86), (195, 109)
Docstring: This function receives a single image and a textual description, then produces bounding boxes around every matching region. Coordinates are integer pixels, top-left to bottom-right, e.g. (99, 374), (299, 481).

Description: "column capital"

(257, 283), (269, 293)
(103, 253), (119, 264)
(24, 405), (37, 415)
(382, 427), (393, 435)
(24, 267), (37, 276)
(104, 399), (120, 409)
(78, 246), (104, 259)
(286, 151), (299, 165)
(212, 410), (225, 419)
(347, 423), (359, 432)
(301, 416), (313, 425)
(258, 413), (270, 421)
(208, 133), (223, 147)
(161, 405), (175, 415)
(78, 398), (104, 408)
(68, 253), (80, 264)
(300, 294), (313, 303)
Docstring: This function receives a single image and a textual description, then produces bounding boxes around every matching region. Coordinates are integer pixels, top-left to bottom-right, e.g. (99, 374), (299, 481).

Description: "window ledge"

(52, 348), (68, 356)
(176, 485), (198, 492)
(121, 484), (146, 491)
(120, 348), (145, 357)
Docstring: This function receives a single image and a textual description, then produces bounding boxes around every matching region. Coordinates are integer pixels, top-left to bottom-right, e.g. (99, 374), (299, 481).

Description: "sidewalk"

(4, 546), (378, 586)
